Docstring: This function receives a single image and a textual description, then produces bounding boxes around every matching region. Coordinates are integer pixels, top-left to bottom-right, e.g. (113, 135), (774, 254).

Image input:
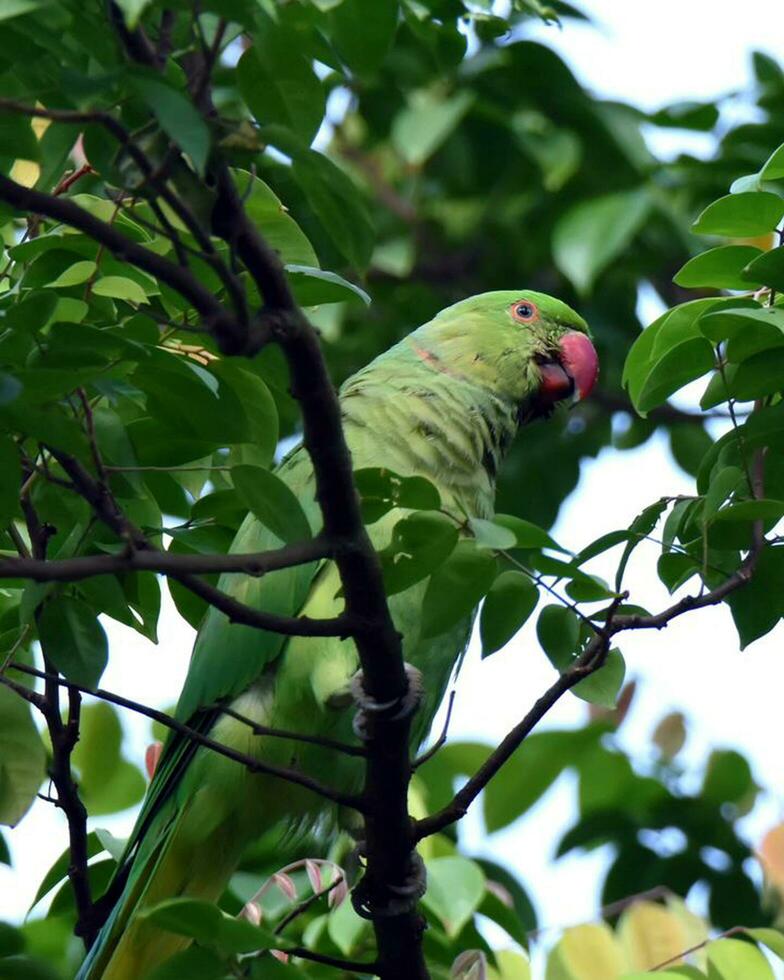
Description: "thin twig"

(651, 925), (745, 971)
(283, 947), (378, 974)
(6, 663), (364, 811)
(220, 704), (365, 758)
(273, 877), (345, 936)
(412, 691), (456, 769)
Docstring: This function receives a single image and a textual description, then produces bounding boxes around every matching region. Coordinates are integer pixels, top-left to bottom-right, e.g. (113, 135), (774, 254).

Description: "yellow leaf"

(489, 950), (531, 980)
(556, 923), (625, 979)
(10, 159), (39, 188)
(617, 901), (688, 971)
(664, 896), (709, 969)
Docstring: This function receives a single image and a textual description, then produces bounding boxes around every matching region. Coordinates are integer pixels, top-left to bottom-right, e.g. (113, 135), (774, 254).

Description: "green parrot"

(77, 290), (597, 979)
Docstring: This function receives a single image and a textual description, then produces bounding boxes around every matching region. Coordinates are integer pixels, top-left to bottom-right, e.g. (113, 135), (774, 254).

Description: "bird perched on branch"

(79, 290), (598, 979)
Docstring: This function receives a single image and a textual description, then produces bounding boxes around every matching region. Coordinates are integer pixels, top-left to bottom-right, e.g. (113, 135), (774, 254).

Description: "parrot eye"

(510, 301), (539, 323)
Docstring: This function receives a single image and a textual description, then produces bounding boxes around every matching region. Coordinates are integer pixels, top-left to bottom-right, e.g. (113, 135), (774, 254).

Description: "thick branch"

(209, 164), (428, 978)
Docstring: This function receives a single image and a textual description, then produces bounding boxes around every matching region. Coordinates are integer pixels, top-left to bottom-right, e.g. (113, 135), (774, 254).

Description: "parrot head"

(412, 289), (598, 420)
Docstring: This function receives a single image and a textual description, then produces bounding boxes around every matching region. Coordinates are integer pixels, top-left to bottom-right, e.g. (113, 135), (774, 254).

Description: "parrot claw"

(351, 851), (427, 919)
(351, 663), (424, 740)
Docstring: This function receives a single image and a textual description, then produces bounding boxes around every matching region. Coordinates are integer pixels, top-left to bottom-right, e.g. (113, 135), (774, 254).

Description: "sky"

(4, 0), (784, 971)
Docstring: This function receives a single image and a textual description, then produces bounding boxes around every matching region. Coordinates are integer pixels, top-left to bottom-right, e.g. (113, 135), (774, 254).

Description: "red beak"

(560, 331), (599, 401)
(537, 332), (599, 407)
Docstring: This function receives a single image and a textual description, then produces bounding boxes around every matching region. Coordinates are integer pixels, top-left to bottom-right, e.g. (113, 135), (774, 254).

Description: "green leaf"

(745, 928), (784, 961)
(692, 191), (784, 237)
(623, 300), (719, 406)
(707, 937), (774, 980)
(761, 143), (784, 180)
(564, 575), (617, 602)
(239, 171), (319, 267)
(330, 0), (399, 75)
(493, 514), (566, 552)
(131, 76), (211, 175)
(28, 832), (104, 911)
(286, 265), (371, 306)
(480, 571), (538, 657)
(70, 703), (145, 816)
(211, 361), (279, 469)
(0, 680), (46, 826)
(91, 276), (148, 305)
(536, 604), (580, 670)
(140, 898), (222, 941)
(354, 468), (440, 523)
(552, 189), (651, 293)
(468, 517), (518, 550)
(727, 545), (784, 648)
(703, 466), (744, 524)
(0, 113), (39, 163)
(702, 749), (753, 806)
(423, 856), (485, 938)
(146, 947), (227, 980)
(0, 921), (24, 956)
(231, 465), (312, 544)
(212, 916), (280, 955)
(715, 499), (784, 522)
(114, 0), (153, 29)
(573, 648), (625, 708)
(0, 0), (47, 22)
(730, 348), (784, 400)
(422, 541), (497, 638)
(730, 173), (762, 193)
(45, 260), (97, 288)
(673, 245), (764, 289)
(327, 895), (368, 955)
(650, 101), (719, 131)
(265, 125), (376, 270)
(742, 246), (784, 292)
(484, 731), (584, 831)
(37, 596), (109, 689)
(0, 956), (63, 979)
(238, 32), (325, 143)
(635, 337), (715, 414)
(378, 511), (458, 596)
(657, 552), (698, 593)
(699, 304), (784, 344)
(669, 424), (713, 478)
(392, 90), (473, 166)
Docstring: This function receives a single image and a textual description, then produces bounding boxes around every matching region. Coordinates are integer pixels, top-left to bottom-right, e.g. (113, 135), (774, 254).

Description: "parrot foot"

(351, 851), (427, 919)
(351, 663), (423, 741)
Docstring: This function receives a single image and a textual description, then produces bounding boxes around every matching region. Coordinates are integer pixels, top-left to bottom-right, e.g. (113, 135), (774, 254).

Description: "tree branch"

(0, 173), (251, 355)
(19, 488), (98, 947)
(46, 449), (349, 638)
(0, 537), (329, 583)
(6, 663), (363, 811)
(283, 947), (379, 974)
(416, 510), (767, 840)
(207, 162), (429, 977)
(220, 704), (365, 759)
